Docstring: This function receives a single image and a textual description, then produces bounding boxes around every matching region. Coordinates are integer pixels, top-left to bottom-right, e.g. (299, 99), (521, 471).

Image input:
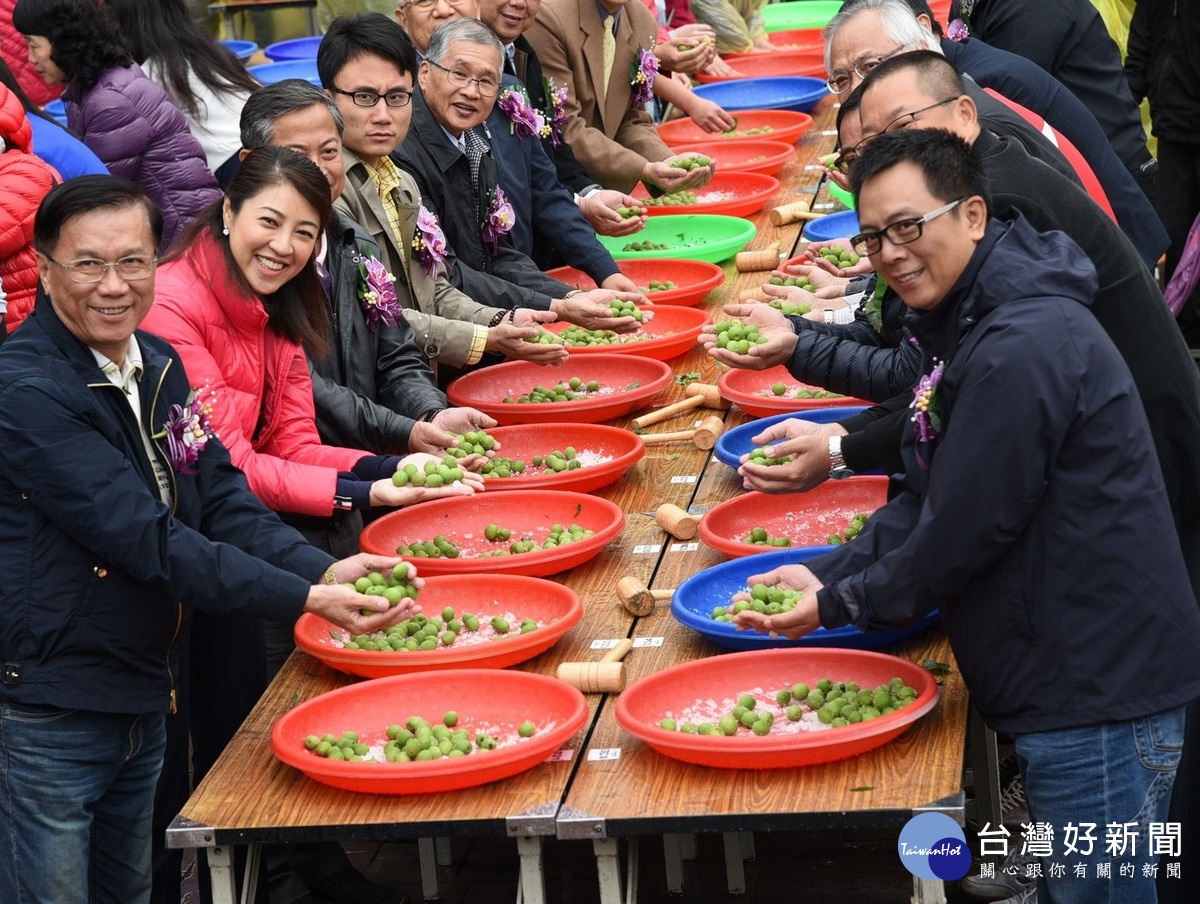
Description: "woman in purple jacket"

(13, 0), (220, 248)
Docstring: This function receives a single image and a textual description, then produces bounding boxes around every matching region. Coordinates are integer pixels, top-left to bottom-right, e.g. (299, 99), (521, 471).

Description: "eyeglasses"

(850, 198), (964, 256)
(330, 86), (414, 108)
(43, 254), (157, 284)
(830, 146), (859, 174)
(878, 97), (957, 135)
(826, 44), (911, 94)
(426, 59), (500, 97)
(404, 0), (473, 9)
(837, 97), (958, 172)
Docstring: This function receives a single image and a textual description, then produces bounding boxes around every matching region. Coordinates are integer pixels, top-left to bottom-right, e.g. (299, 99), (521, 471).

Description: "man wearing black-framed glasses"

(738, 121), (1200, 904)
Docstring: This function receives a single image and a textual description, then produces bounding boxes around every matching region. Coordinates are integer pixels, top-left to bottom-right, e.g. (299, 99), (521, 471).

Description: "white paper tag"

(588, 747), (622, 761)
(547, 748), (575, 762)
(632, 544), (662, 554)
(670, 542), (700, 552)
(633, 636), (664, 648)
(590, 638), (621, 650)
(670, 475), (698, 484)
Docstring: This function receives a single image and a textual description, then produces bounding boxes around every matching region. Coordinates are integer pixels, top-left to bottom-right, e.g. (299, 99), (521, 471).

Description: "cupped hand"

(699, 303), (797, 369)
(580, 190), (646, 236)
(737, 432), (835, 494)
(731, 564), (824, 638)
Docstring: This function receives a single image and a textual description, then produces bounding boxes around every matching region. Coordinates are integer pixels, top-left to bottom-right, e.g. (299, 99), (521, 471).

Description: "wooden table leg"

(207, 845), (239, 904)
(515, 835), (547, 904)
(594, 837), (623, 904)
(417, 837), (439, 901)
(662, 834), (685, 894)
(721, 832), (747, 894)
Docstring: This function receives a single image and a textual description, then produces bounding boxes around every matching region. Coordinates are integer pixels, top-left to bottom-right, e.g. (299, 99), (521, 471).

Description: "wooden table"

(208, 0), (319, 39)
(169, 97), (980, 904)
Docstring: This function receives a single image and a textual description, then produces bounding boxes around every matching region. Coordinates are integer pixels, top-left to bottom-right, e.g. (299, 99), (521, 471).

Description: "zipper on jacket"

(147, 360), (180, 514)
(166, 603), (183, 714)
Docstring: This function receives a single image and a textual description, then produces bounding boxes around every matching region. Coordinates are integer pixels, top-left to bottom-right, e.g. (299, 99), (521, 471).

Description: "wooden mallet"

(639, 415), (726, 450)
(735, 241), (783, 272)
(557, 638), (633, 693)
(631, 382), (728, 430)
(769, 202), (828, 227)
(655, 503), (697, 540)
(617, 576), (674, 616)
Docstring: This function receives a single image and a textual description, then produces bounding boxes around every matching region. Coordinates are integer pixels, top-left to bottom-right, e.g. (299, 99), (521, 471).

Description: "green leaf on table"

(850, 786), (874, 793)
(625, 380), (641, 391)
(674, 371), (702, 387)
(921, 659), (951, 685)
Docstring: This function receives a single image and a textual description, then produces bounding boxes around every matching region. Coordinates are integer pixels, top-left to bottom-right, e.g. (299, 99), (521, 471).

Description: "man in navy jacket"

(0, 176), (412, 904)
(737, 128), (1200, 904)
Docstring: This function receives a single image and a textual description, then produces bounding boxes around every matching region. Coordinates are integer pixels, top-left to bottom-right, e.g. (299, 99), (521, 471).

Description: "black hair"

(316, 12), (417, 90)
(836, 80), (866, 145)
(863, 48), (964, 99)
(239, 79), (344, 150)
(12, 0), (134, 92)
(166, 146), (333, 357)
(34, 174), (163, 254)
(105, 0), (260, 119)
(850, 127), (989, 213)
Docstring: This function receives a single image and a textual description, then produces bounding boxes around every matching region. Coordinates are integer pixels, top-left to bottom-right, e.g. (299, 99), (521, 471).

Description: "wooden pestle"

(631, 382), (726, 430)
(656, 503), (697, 540)
(769, 202), (828, 226)
(735, 241), (783, 272)
(616, 576), (674, 616)
(556, 638), (633, 693)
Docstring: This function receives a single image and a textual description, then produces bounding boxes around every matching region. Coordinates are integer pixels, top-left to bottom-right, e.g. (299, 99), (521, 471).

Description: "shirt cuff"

(465, 324), (488, 365)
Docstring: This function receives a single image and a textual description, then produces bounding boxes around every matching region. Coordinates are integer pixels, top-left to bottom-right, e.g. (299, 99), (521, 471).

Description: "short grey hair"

(425, 18), (504, 73)
(822, 0), (941, 80)
(239, 79), (346, 150)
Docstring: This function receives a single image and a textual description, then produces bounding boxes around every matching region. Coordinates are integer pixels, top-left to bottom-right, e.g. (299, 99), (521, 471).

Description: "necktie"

(464, 127), (487, 197)
(602, 15), (616, 97)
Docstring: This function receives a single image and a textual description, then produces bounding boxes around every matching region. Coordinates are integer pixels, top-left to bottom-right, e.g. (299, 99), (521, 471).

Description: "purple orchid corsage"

(947, 18), (969, 42)
(412, 205), (449, 278)
(910, 360), (945, 465)
(542, 77), (568, 145)
(630, 47), (659, 108)
(156, 387), (216, 476)
(481, 185), (515, 255)
(355, 246), (401, 330)
(498, 86), (546, 139)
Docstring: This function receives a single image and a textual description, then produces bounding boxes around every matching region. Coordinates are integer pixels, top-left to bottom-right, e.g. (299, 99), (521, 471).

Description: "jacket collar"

(409, 87), (469, 178)
(177, 231), (270, 334)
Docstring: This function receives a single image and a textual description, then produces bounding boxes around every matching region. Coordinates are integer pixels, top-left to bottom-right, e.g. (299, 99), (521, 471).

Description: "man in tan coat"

(525, 0), (715, 192)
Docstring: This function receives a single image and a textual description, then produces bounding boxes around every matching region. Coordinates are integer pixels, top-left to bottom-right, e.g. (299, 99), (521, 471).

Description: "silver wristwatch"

(828, 435), (854, 479)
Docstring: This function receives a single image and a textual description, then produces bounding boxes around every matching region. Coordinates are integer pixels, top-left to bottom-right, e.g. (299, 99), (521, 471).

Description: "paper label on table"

(590, 638), (622, 650)
(813, 202), (837, 210)
(821, 129), (838, 136)
(633, 636), (664, 648)
(547, 748), (575, 762)
(802, 164), (823, 170)
(670, 475), (697, 484)
(670, 542), (700, 552)
(632, 544), (662, 554)
(588, 748), (622, 762)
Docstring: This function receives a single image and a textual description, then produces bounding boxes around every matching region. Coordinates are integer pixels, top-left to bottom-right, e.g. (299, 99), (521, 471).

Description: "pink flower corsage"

(412, 206), (449, 278)
(498, 86), (546, 139)
(155, 387), (216, 476)
(910, 360), (945, 466)
(947, 18), (969, 42)
(630, 47), (659, 108)
(542, 77), (568, 145)
(356, 246), (401, 329)
(481, 185), (515, 255)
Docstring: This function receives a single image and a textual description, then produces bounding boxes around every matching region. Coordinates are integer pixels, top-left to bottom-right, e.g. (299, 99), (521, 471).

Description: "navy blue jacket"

(951, 0), (1156, 186)
(808, 216), (1200, 735)
(0, 297), (332, 715)
(489, 74), (619, 286)
(943, 35), (1169, 268)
